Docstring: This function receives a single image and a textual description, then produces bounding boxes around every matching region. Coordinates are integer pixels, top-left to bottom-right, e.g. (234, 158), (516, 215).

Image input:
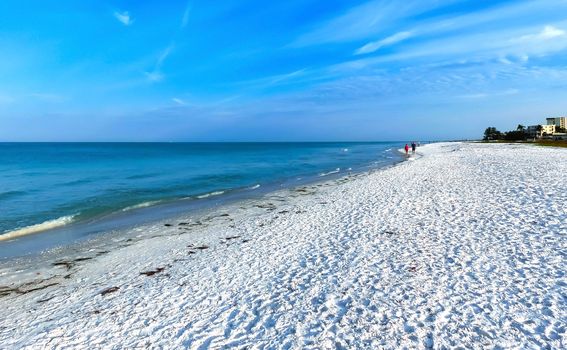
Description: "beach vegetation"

(483, 126), (526, 141)
(483, 127), (502, 140)
(504, 130), (527, 141)
(481, 126), (567, 147)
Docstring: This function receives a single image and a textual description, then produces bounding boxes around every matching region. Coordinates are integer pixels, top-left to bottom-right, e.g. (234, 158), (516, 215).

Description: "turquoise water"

(0, 142), (402, 246)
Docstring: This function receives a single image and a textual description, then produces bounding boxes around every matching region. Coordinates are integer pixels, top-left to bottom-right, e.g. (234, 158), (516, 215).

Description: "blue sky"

(1, 0), (567, 141)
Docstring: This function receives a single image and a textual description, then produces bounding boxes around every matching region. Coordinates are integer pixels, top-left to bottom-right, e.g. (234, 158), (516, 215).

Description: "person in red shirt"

(404, 143), (409, 155)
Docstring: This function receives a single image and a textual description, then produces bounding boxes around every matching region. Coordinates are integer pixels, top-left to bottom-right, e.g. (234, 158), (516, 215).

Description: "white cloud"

(331, 20), (567, 75)
(114, 11), (133, 26)
(145, 45), (174, 82)
(459, 93), (488, 99)
(458, 89), (519, 99)
(141, 1), (189, 83)
(144, 71), (164, 82)
(355, 31), (412, 55)
(518, 25), (566, 41)
(541, 25), (566, 39)
(172, 98), (186, 105)
(228, 69), (310, 90)
(290, 0), (461, 47)
(157, 45), (174, 67)
(181, 2), (192, 29)
(269, 69), (307, 85)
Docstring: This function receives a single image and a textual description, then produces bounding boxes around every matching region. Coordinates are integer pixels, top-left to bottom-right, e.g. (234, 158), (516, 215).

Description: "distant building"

(546, 117), (566, 129)
(527, 124), (555, 138)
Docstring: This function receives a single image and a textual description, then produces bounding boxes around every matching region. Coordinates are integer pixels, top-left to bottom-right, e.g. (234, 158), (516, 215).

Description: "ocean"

(0, 142), (404, 257)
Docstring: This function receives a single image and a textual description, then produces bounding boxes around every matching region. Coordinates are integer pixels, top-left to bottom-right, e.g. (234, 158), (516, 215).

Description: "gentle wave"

(0, 190), (27, 201)
(196, 191), (225, 199)
(122, 200), (162, 212)
(60, 178), (93, 187)
(126, 173), (159, 180)
(248, 184), (261, 190)
(319, 168), (341, 177)
(0, 215), (77, 242)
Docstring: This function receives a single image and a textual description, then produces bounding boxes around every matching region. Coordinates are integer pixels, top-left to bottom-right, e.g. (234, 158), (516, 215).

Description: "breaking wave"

(319, 168), (341, 177)
(0, 215), (77, 242)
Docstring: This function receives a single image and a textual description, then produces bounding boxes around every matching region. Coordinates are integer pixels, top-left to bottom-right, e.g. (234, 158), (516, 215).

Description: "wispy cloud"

(268, 69), (307, 85)
(28, 93), (67, 103)
(113, 11), (133, 26)
(142, 1), (192, 83)
(145, 44), (174, 82)
(293, 0), (567, 64)
(290, 0), (460, 47)
(181, 2), (192, 29)
(157, 45), (174, 67)
(331, 20), (567, 76)
(144, 71), (164, 82)
(6, 0), (567, 141)
(227, 69), (313, 91)
(517, 25), (566, 41)
(458, 89), (519, 99)
(355, 31), (412, 55)
(0, 93), (67, 106)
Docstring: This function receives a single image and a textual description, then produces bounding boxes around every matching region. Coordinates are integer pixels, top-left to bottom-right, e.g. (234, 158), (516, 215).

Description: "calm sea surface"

(0, 142), (403, 256)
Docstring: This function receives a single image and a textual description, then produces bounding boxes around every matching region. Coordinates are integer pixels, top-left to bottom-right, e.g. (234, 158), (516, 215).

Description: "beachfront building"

(527, 124), (555, 138)
(546, 117), (566, 130)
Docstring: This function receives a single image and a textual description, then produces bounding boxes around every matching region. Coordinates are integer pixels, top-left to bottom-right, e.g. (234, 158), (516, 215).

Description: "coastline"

(0, 147), (410, 266)
(1, 142), (565, 348)
(0, 144), (406, 259)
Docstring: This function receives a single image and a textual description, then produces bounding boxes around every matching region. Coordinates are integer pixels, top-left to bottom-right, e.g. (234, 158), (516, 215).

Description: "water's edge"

(0, 148), (409, 260)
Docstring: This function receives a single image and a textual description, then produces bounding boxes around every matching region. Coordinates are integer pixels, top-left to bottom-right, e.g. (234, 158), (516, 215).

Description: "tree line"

(483, 125), (529, 141)
(484, 124), (566, 141)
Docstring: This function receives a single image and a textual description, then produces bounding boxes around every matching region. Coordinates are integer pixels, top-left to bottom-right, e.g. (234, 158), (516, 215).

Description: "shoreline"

(1, 142), (565, 348)
(0, 154), (414, 303)
(0, 148), (413, 267)
(0, 147), (407, 260)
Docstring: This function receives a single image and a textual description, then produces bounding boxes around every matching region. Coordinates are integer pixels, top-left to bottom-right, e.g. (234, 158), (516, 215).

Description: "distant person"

(404, 144), (409, 155)
(411, 142), (416, 154)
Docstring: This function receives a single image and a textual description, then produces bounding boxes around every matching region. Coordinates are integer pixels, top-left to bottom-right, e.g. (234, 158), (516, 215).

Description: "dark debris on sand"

(140, 267), (166, 277)
(100, 286), (120, 296)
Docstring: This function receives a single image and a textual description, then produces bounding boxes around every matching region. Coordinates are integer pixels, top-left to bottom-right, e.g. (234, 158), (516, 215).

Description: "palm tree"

(517, 124), (525, 131)
(483, 127), (501, 140)
(536, 125), (543, 138)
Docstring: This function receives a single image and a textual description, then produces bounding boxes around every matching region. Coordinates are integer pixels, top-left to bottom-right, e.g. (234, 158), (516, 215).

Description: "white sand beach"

(1, 142), (565, 349)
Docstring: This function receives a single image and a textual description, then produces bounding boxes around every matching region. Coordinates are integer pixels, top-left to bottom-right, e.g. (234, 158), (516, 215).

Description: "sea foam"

(319, 168), (341, 177)
(122, 201), (162, 212)
(0, 215), (76, 242)
(197, 191), (225, 199)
